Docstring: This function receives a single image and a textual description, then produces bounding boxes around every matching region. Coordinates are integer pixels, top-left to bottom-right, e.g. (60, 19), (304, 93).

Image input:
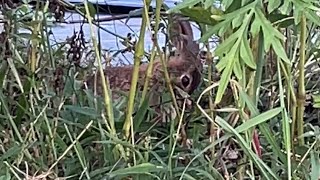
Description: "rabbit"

(83, 14), (203, 106)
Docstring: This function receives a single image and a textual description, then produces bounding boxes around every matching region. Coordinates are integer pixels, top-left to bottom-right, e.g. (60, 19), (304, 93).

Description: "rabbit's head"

(165, 14), (202, 95)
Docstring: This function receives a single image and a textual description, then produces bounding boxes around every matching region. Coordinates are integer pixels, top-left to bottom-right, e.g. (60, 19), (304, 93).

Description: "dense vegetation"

(1, 0), (320, 179)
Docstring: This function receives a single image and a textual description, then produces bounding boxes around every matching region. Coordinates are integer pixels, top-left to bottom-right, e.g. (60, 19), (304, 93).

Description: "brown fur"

(84, 14), (202, 100)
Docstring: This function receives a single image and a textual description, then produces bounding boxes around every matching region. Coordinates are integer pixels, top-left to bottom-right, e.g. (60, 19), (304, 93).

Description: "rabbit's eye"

(181, 75), (190, 88)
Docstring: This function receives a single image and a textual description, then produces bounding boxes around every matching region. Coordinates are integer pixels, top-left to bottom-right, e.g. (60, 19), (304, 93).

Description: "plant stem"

(252, 31), (264, 106)
(140, 0), (161, 106)
(297, 13), (306, 146)
(83, 1), (116, 136)
(123, 0), (151, 139)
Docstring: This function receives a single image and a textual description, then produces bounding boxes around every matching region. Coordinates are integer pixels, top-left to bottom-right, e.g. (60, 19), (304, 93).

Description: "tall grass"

(1, 0), (320, 179)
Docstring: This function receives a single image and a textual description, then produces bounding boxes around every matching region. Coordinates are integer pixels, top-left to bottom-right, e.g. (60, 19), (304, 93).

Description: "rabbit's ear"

(169, 14), (200, 62)
(169, 14), (193, 52)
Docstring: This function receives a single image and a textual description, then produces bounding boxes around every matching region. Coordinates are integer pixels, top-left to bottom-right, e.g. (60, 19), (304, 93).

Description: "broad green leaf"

(233, 56), (242, 80)
(217, 22), (231, 36)
(267, 0), (281, 13)
(313, 94), (320, 103)
(181, 174), (197, 180)
(108, 163), (165, 177)
(204, 0), (215, 9)
(250, 16), (261, 37)
(133, 93), (151, 131)
(79, 2), (97, 18)
(293, 7), (302, 25)
(215, 60), (233, 104)
(263, 30), (273, 52)
(241, 0), (251, 6)
(190, 168), (220, 180)
(314, 103), (320, 108)
(238, 90), (287, 164)
(276, 53), (292, 172)
(272, 40), (291, 64)
(180, 6), (219, 25)
(200, 20), (230, 42)
(240, 38), (256, 69)
(167, 0), (201, 13)
(279, 0), (292, 14)
(305, 10), (320, 26)
(215, 56), (228, 71)
(255, 8), (285, 40)
(215, 43), (238, 104)
(268, 13), (294, 28)
(222, 0), (234, 10)
(64, 105), (99, 118)
(215, 116), (280, 180)
(201, 3), (254, 42)
(87, 2), (97, 17)
(0, 174), (11, 180)
(223, 1), (255, 20)
(310, 151), (320, 180)
(253, 8), (290, 64)
(0, 144), (22, 161)
(214, 30), (240, 56)
(264, 28), (282, 53)
(235, 107), (283, 133)
(231, 13), (244, 29)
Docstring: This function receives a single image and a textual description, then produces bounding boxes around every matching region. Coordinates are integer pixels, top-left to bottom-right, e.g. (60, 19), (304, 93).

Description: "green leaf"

(0, 61), (8, 87)
(231, 13), (244, 29)
(293, 7), (302, 25)
(238, 90), (287, 164)
(255, 8), (285, 39)
(0, 174), (11, 180)
(215, 116), (280, 180)
(222, 0), (234, 10)
(233, 56), (242, 80)
(268, 13), (294, 28)
(181, 174), (197, 180)
(240, 38), (256, 69)
(312, 94), (320, 103)
(204, 0), (215, 9)
(267, 0), (281, 13)
(253, 8), (290, 64)
(180, 6), (219, 26)
(305, 9), (320, 26)
(272, 40), (291, 64)
(215, 62), (233, 104)
(215, 56), (228, 72)
(250, 16), (261, 37)
(215, 44), (238, 104)
(223, 1), (255, 20)
(200, 21), (228, 42)
(279, 0), (292, 14)
(310, 151), (320, 179)
(108, 163), (165, 178)
(0, 144), (22, 161)
(214, 30), (240, 56)
(133, 94), (151, 131)
(79, 2), (96, 17)
(235, 107), (283, 133)
(64, 105), (99, 118)
(189, 168), (217, 180)
(167, 0), (201, 13)
(313, 103), (320, 108)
